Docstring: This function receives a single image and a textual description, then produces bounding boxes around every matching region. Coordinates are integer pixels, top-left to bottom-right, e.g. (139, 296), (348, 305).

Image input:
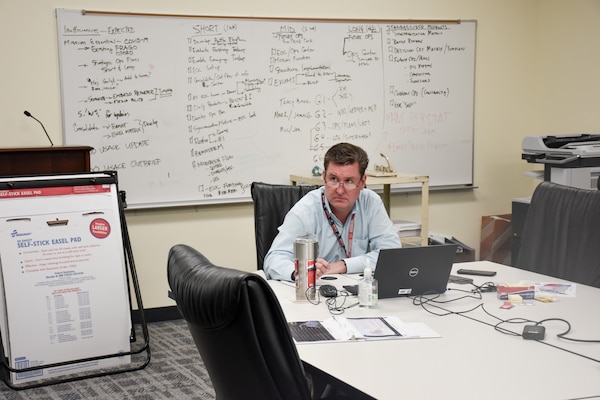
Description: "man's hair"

(323, 142), (369, 176)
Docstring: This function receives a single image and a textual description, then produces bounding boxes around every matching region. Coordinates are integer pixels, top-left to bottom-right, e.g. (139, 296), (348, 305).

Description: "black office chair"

(251, 182), (320, 270)
(167, 244), (313, 400)
(515, 181), (600, 288)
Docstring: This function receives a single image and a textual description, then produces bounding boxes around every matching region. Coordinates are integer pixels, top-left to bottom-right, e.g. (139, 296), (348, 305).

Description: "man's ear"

(360, 173), (367, 188)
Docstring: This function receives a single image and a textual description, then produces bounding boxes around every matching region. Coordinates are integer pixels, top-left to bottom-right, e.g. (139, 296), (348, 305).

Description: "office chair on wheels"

(250, 181), (320, 270)
(515, 181), (600, 288)
(167, 244), (313, 400)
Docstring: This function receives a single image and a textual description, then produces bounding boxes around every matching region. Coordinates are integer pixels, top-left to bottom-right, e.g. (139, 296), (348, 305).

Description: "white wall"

(1, 0), (598, 308)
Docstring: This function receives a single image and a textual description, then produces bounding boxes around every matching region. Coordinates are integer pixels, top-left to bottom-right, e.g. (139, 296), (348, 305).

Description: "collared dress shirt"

(264, 187), (401, 281)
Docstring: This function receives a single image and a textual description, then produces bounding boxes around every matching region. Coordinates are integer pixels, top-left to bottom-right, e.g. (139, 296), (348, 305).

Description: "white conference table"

(269, 261), (600, 400)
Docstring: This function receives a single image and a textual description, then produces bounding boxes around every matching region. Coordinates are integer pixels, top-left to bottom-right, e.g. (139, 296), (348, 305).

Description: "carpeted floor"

(0, 319), (216, 400)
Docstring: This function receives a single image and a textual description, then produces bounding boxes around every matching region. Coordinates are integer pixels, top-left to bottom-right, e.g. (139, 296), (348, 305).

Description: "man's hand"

(315, 258), (347, 279)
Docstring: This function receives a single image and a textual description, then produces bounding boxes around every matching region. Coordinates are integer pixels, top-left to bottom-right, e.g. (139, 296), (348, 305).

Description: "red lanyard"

(321, 192), (355, 258)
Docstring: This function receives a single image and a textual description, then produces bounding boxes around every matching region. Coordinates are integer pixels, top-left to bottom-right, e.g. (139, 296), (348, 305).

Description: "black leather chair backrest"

(516, 181), (600, 288)
(167, 244), (312, 400)
(251, 182), (320, 270)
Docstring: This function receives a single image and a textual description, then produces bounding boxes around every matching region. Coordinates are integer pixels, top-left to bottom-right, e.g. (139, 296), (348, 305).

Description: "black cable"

(492, 317), (537, 337)
(411, 286), (483, 313)
(472, 281), (497, 293)
(305, 286), (320, 305)
(326, 291), (359, 314)
(306, 286), (358, 314)
(536, 318), (600, 343)
(415, 292), (600, 364)
(310, 284), (600, 360)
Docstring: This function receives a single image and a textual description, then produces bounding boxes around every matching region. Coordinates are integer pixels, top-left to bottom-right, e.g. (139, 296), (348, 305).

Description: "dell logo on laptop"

(409, 267), (419, 277)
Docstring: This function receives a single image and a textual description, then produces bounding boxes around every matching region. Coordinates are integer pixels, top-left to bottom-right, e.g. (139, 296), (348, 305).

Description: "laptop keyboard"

(288, 321), (335, 342)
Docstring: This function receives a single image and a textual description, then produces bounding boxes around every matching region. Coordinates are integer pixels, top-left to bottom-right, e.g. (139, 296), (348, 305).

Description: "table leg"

(382, 184), (391, 216)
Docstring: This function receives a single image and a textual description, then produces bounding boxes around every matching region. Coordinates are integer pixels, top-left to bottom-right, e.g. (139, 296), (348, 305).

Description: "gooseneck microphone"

(24, 110), (54, 146)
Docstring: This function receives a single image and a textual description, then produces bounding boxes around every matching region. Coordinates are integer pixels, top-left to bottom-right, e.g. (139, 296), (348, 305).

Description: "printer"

(522, 134), (600, 190)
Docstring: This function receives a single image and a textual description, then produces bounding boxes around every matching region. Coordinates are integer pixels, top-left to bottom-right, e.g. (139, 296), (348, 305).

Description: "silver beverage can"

(294, 234), (318, 301)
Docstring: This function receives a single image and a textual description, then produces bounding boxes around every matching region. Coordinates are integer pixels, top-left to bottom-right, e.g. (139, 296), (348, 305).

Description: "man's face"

(323, 161), (366, 216)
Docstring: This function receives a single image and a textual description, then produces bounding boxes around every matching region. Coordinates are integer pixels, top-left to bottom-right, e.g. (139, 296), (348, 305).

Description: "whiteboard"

(56, 9), (476, 209)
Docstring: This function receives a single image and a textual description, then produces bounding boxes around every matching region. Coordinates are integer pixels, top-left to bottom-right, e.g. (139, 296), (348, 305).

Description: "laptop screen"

(374, 244), (458, 298)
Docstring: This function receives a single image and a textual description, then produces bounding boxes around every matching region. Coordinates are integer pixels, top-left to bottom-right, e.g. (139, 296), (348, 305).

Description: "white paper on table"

(320, 316), (440, 341)
(520, 280), (577, 297)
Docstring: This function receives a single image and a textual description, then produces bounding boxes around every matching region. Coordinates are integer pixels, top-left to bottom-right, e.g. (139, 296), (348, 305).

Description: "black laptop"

(374, 244), (458, 298)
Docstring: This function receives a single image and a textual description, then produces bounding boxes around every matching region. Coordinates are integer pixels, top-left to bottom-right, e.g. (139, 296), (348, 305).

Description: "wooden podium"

(0, 146), (92, 175)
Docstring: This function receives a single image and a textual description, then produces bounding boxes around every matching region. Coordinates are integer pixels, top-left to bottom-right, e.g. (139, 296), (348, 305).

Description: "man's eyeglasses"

(325, 176), (361, 190)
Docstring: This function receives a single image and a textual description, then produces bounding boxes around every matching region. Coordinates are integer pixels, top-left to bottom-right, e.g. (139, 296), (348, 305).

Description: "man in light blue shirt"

(264, 142), (401, 281)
